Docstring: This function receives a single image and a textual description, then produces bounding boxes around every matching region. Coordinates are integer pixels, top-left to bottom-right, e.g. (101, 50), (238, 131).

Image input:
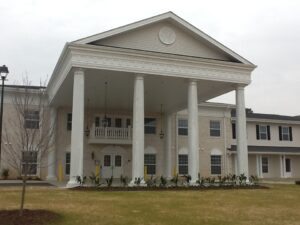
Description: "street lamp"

(0, 65), (9, 169)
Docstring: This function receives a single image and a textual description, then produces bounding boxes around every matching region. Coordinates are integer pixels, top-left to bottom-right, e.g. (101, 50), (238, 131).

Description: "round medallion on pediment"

(159, 27), (176, 45)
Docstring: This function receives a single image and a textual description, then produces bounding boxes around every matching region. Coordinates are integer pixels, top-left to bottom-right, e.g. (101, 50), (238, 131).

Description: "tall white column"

(130, 75), (145, 185)
(46, 107), (57, 181)
(67, 69), (85, 188)
(236, 85), (249, 178)
(165, 114), (172, 179)
(188, 80), (199, 184)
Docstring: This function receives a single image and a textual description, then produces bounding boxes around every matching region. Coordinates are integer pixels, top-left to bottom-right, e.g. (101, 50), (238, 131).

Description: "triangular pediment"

(73, 12), (253, 65)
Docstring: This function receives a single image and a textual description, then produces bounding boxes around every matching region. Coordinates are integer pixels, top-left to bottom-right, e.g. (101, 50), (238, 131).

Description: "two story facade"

(2, 12), (296, 186)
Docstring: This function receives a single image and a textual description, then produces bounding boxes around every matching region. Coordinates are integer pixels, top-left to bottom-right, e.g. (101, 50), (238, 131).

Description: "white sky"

(0, 0), (300, 115)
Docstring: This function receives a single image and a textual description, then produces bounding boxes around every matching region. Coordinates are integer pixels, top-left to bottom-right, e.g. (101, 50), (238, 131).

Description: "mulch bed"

(0, 209), (61, 225)
(72, 185), (269, 192)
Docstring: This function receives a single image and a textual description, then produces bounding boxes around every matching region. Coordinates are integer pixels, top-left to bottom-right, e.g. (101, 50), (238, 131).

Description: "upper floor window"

(256, 125), (270, 140)
(126, 118), (131, 128)
(210, 121), (221, 137)
(279, 126), (293, 141)
(178, 119), (188, 136)
(232, 123), (236, 139)
(144, 118), (156, 134)
(24, 111), (39, 129)
(67, 113), (72, 130)
(115, 118), (122, 128)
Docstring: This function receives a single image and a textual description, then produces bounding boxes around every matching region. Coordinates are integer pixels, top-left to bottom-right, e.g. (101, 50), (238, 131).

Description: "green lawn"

(0, 184), (300, 225)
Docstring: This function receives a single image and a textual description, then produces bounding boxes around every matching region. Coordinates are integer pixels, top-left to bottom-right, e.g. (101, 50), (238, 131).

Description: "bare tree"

(2, 78), (54, 216)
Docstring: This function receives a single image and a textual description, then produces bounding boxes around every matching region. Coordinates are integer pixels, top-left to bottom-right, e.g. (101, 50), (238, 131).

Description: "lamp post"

(0, 65), (9, 169)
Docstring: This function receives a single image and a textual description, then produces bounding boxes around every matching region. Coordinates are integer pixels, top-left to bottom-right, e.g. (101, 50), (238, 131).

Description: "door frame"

(101, 145), (126, 178)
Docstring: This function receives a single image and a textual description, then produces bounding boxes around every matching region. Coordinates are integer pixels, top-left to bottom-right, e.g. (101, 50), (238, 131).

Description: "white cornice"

(47, 43), (254, 104)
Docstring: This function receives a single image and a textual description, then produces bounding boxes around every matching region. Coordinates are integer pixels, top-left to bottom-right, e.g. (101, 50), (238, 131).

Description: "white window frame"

(211, 155), (222, 175)
(24, 110), (39, 129)
(21, 151), (38, 176)
(281, 127), (290, 141)
(262, 157), (268, 173)
(178, 154), (188, 175)
(210, 120), (221, 137)
(259, 125), (268, 140)
(144, 154), (156, 175)
(178, 119), (188, 136)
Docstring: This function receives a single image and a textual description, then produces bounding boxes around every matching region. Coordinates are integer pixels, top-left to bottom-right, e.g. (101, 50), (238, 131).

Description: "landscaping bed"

(0, 209), (61, 225)
(72, 184), (268, 191)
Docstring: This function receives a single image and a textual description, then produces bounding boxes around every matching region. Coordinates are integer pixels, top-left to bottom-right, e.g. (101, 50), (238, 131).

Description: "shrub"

(1, 169), (9, 179)
(105, 176), (113, 187)
(196, 173), (205, 187)
(89, 172), (100, 186)
(76, 175), (87, 186)
(238, 173), (247, 186)
(146, 176), (156, 187)
(120, 175), (128, 187)
(249, 175), (259, 185)
(160, 176), (167, 187)
(295, 181), (300, 185)
(134, 177), (143, 186)
(171, 174), (179, 187)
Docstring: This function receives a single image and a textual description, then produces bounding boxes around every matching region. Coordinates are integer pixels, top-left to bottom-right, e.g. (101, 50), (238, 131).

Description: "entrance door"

(102, 154), (123, 178)
(285, 158), (292, 177)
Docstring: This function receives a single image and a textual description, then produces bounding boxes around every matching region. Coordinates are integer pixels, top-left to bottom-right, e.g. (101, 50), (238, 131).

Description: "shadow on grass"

(0, 209), (62, 225)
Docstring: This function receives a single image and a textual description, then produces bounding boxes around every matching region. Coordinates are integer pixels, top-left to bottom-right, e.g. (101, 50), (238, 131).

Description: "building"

(2, 12), (296, 186)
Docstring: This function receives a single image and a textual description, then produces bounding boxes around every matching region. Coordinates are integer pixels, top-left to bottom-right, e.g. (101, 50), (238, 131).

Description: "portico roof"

(46, 12), (256, 113)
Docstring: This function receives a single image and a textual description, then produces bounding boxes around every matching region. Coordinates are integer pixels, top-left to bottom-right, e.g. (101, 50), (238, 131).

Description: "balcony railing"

(94, 126), (132, 140)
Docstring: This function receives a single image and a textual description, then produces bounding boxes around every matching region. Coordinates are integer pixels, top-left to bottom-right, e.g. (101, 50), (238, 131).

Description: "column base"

(66, 178), (80, 188)
(128, 179), (146, 187)
(189, 180), (199, 186)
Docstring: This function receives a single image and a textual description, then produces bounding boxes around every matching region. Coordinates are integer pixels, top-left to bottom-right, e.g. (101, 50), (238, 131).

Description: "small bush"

(105, 176), (113, 187)
(134, 177), (143, 186)
(1, 169), (9, 179)
(171, 174), (179, 187)
(160, 176), (167, 187)
(295, 180), (300, 185)
(120, 175), (128, 187)
(76, 175), (87, 186)
(146, 176), (156, 187)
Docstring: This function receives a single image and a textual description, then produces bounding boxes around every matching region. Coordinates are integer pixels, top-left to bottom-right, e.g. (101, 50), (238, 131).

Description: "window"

(178, 119), (188, 136)
(256, 125), (270, 140)
(67, 113), (72, 130)
(24, 111), (39, 129)
(22, 151), (38, 175)
(115, 155), (122, 167)
(210, 121), (221, 137)
(95, 117), (100, 127)
(262, 157), (268, 173)
(104, 155), (111, 167)
(102, 117), (111, 127)
(126, 119), (131, 128)
(144, 118), (156, 134)
(279, 126), (292, 141)
(65, 152), (71, 175)
(232, 123), (236, 139)
(178, 154), (188, 175)
(115, 118), (122, 128)
(144, 154), (156, 175)
(211, 155), (221, 175)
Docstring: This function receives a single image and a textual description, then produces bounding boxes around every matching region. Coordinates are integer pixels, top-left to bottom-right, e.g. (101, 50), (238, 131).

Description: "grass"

(0, 184), (300, 225)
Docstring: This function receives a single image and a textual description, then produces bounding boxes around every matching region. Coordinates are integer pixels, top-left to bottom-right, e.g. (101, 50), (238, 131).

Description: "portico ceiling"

(51, 68), (237, 113)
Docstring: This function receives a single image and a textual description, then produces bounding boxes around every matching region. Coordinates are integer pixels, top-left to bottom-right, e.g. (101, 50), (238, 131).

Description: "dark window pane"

(115, 118), (122, 128)
(126, 119), (131, 127)
(104, 155), (111, 166)
(67, 113), (72, 130)
(115, 155), (122, 167)
(178, 119), (188, 136)
(144, 118), (156, 134)
(285, 158), (291, 172)
(144, 154), (156, 175)
(178, 154), (188, 175)
(95, 117), (100, 127)
(262, 157), (268, 173)
(65, 152), (71, 175)
(210, 121), (221, 137)
(211, 155), (221, 175)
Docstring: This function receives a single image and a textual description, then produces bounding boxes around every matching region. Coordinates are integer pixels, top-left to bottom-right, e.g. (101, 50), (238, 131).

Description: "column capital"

(235, 84), (247, 91)
(74, 68), (85, 76)
(134, 74), (144, 80)
(188, 79), (198, 85)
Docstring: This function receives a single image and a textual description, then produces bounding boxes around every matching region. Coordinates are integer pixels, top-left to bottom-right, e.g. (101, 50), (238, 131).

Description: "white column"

(165, 114), (172, 179)
(279, 155), (283, 178)
(130, 75), (145, 185)
(46, 107), (57, 181)
(188, 80), (199, 184)
(256, 155), (261, 178)
(236, 85), (249, 178)
(67, 69), (85, 188)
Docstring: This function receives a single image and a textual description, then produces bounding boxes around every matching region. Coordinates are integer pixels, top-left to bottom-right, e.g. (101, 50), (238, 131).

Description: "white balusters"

(93, 126), (132, 140)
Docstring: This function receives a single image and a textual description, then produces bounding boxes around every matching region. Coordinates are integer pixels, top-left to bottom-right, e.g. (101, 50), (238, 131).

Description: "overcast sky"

(0, 0), (300, 115)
